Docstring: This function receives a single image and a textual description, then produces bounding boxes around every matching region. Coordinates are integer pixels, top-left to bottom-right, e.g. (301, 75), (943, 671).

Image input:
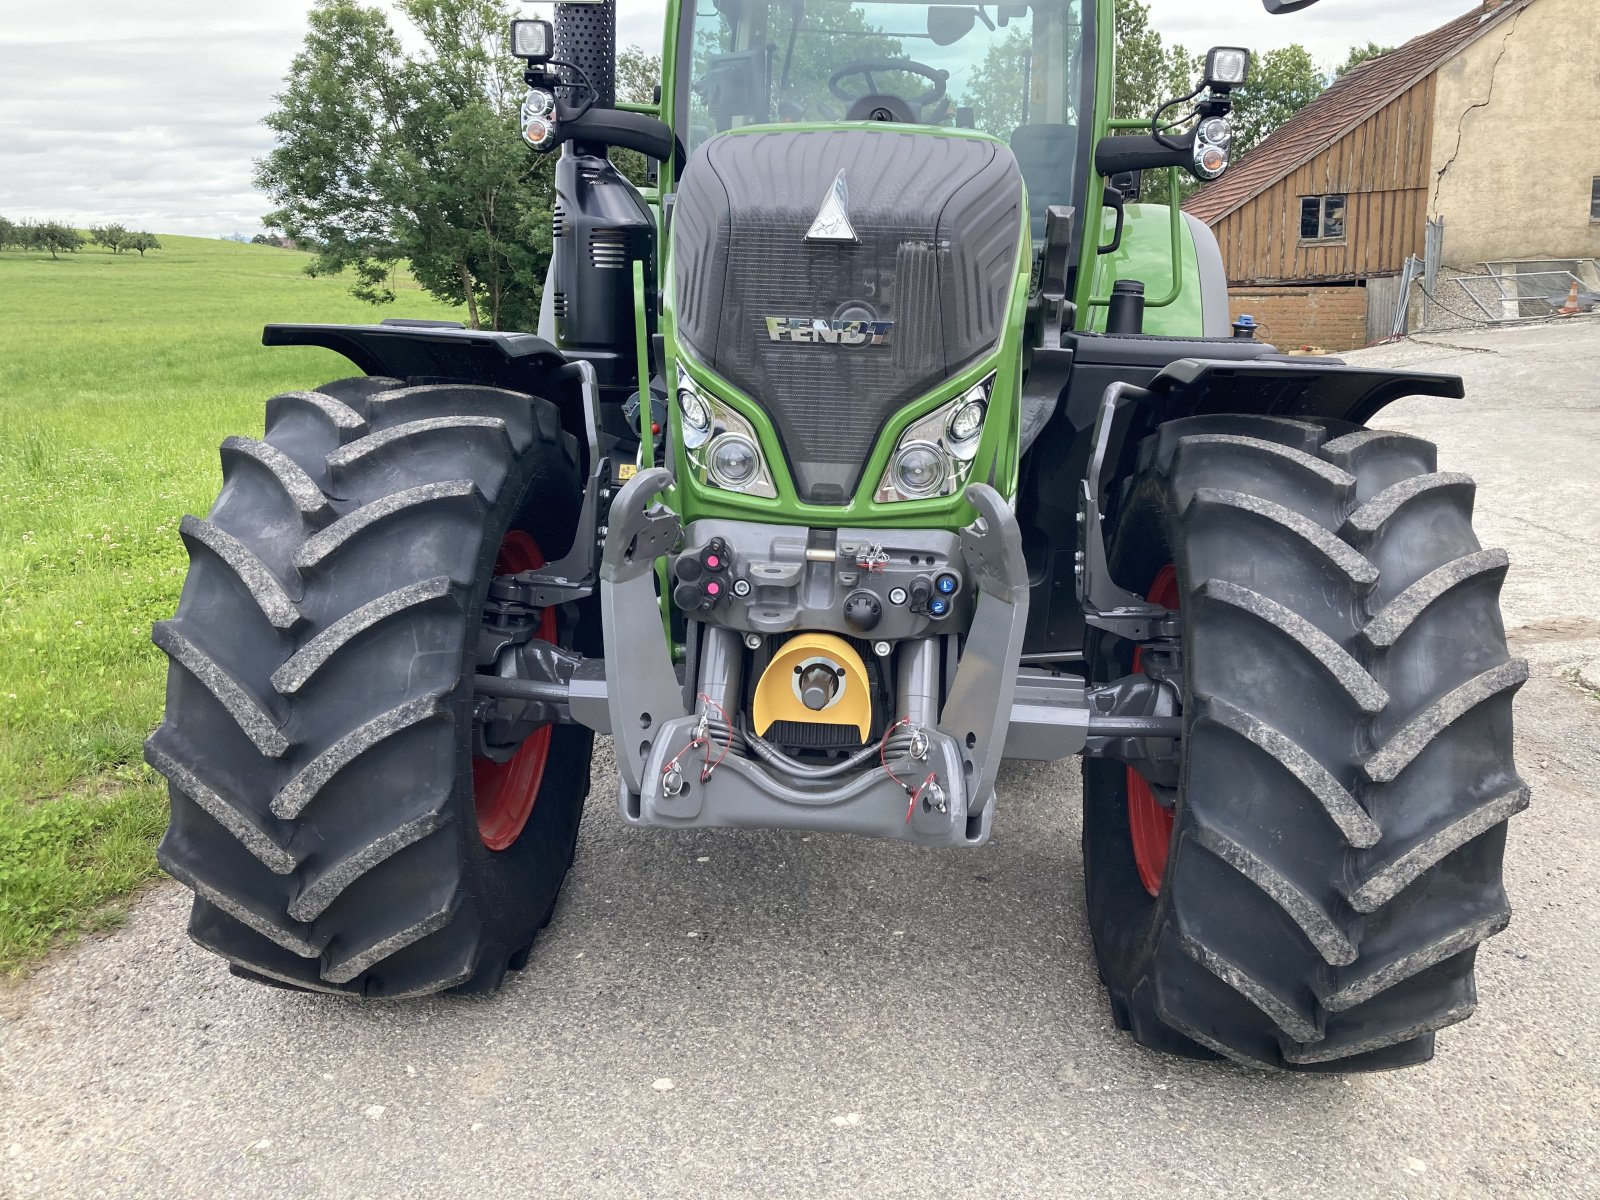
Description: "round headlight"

(708, 433), (761, 490)
(1199, 117), (1231, 147)
(679, 389), (711, 449)
(892, 442), (948, 498)
(947, 399), (986, 454)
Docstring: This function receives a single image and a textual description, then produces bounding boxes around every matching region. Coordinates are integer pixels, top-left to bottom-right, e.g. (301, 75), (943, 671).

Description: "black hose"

(1086, 713), (1185, 738)
(741, 723), (919, 781)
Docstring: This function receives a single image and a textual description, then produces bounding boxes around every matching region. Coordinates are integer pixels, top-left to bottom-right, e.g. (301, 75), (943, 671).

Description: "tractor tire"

(1083, 415), (1527, 1070)
(148, 377), (591, 998)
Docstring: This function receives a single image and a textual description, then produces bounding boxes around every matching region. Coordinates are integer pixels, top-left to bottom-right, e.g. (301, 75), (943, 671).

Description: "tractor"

(150, 0), (1527, 1071)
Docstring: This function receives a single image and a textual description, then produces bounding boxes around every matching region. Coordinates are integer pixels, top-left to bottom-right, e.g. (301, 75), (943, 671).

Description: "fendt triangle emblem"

(805, 170), (858, 244)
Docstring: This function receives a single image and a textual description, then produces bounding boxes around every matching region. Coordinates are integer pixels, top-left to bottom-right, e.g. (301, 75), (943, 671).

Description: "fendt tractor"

(151, 0), (1528, 1071)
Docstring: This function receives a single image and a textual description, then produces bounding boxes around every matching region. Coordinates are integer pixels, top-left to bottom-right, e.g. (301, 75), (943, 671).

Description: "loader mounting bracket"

(1078, 380), (1179, 642)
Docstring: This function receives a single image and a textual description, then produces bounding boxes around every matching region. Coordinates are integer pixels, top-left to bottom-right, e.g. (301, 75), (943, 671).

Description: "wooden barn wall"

(1212, 74), (1437, 285)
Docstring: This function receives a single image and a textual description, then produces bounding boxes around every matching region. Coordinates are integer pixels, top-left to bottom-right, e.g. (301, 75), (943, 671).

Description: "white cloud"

(0, 0), (1473, 237)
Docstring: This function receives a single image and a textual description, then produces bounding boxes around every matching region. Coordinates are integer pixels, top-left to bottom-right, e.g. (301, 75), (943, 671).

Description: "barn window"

(1299, 194), (1347, 241)
(1591, 177), (1600, 221)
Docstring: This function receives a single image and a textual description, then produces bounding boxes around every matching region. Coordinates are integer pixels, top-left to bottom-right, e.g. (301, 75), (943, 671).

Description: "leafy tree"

(126, 232), (162, 257)
(1112, 0), (1199, 122)
(1103, 1), (1200, 204)
(1230, 44), (1324, 156)
(0, 216), (18, 251)
(959, 25), (1032, 139)
(257, 0), (552, 331)
(1335, 41), (1394, 79)
(611, 46), (662, 186)
(618, 45), (660, 107)
(90, 223), (129, 253)
(30, 222), (85, 260)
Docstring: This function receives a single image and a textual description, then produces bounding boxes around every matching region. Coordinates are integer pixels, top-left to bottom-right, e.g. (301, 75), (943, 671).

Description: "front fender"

(263, 321), (568, 394)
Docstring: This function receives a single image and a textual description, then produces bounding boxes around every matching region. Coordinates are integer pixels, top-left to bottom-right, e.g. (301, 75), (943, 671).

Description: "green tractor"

(151, 0), (1527, 1070)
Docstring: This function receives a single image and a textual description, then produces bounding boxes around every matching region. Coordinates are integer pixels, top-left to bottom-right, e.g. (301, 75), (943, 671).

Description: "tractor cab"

(677, 0), (1092, 241)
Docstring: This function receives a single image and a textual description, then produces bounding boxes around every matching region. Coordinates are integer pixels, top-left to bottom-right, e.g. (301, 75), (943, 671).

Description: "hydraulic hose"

(741, 723), (919, 781)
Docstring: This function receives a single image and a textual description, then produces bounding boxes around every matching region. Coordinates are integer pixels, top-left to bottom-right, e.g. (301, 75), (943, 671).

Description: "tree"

(90, 223), (129, 253)
(612, 46), (662, 186)
(257, 0), (553, 331)
(32, 222), (85, 260)
(1335, 41), (1394, 79)
(1114, 0), (1174, 121)
(0, 216), (18, 251)
(1229, 45), (1325, 156)
(126, 232), (162, 257)
(1104, 1), (1204, 204)
(617, 45), (660, 107)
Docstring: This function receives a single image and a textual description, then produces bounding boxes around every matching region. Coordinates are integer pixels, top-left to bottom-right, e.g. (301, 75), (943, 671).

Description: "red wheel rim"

(473, 530), (556, 852)
(1128, 564), (1180, 897)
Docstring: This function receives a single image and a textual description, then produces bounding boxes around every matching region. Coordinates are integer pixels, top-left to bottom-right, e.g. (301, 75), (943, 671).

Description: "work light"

(1204, 47), (1251, 89)
(510, 19), (554, 62)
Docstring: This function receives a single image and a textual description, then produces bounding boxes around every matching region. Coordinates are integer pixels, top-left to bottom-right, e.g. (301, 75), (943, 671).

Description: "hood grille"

(672, 129), (1022, 503)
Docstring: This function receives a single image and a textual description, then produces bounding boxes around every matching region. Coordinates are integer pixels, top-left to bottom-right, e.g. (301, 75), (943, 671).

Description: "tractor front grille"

(672, 128), (1022, 504)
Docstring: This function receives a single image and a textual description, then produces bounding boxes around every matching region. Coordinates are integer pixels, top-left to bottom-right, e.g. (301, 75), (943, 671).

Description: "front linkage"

(466, 401), (1192, 850)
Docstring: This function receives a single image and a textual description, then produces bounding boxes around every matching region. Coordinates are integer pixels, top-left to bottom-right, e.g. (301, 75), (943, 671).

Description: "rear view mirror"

(928, 6), (977, 46)
(701, 49), (769, 126)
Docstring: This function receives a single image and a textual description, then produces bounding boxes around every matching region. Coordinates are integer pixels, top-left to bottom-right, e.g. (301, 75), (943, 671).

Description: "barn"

(1184, 0), (1600, 351)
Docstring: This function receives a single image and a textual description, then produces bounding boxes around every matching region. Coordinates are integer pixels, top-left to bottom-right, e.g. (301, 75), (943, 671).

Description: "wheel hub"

(1128, 564), (1182, 897)
(473, 531), (555, 851)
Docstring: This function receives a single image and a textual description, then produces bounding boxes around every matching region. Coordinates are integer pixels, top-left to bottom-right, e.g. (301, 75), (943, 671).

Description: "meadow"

(0, 236), (461, 971)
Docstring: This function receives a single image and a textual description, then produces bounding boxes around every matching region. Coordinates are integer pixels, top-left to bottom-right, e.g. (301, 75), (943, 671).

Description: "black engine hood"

(670, 127), (1023, 504)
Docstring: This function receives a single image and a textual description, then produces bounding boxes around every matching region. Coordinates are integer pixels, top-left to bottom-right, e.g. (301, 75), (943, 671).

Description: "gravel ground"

(3, 320), (1597, 1200)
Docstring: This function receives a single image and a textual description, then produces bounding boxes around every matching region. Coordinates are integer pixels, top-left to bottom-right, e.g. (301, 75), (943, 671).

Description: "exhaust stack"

(553, 1), (617, 110)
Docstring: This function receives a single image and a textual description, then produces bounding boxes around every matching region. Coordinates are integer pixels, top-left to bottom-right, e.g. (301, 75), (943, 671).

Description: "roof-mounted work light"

(510, 19), (554, 63)
(1204, 47), (1252, 90)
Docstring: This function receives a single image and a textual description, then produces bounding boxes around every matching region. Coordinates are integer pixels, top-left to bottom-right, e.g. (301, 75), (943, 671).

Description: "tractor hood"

(671, 127), (1024, 505)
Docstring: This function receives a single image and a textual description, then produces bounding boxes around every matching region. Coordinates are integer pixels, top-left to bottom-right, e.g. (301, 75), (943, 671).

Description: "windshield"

(678, 3), (1090, 218)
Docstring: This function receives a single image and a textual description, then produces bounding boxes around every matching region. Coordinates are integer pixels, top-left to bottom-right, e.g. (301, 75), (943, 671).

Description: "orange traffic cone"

(1559, 281), (1581, 316)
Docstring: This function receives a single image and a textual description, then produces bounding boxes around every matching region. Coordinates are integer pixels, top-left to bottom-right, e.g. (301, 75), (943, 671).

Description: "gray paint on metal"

(599, 468), (688, 792)
(1185, 212), (1233, 338)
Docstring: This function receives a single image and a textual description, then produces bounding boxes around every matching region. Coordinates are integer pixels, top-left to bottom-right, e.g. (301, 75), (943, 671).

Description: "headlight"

(946, 392), (987, 459)
(891, 442), (948, 498)
(679, 387), (712, 449)
(708, 434), (761, 489)
(678, 366), (778, 499)
(875, 375), (994, 503)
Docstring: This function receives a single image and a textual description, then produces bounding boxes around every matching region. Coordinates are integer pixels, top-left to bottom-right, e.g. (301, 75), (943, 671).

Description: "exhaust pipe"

(553, 1), (617, 110)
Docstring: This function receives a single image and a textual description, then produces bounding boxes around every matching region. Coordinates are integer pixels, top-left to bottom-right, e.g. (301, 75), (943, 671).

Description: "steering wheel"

(827, 59), (950, 107)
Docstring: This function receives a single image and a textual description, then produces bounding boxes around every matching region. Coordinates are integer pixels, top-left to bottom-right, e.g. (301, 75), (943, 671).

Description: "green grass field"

(0, 235), (462, 972)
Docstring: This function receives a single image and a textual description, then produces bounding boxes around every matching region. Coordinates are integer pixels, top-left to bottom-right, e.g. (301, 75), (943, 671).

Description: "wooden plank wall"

(1213, 74), (1437, 285)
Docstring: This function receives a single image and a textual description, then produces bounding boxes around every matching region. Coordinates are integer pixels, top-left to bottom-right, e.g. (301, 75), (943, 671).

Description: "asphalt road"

(4, 320), (1598, 1199)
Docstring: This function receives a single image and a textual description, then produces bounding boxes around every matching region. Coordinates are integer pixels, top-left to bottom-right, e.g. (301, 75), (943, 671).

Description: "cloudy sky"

(0, 0), (1471, 237)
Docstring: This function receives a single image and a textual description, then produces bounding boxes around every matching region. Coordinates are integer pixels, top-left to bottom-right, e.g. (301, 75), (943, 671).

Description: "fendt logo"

(764, 317), (895, 346)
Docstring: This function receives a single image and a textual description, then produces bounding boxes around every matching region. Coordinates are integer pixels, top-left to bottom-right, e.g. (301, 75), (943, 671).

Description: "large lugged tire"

(148, 377), (590, 997)
(1084, 415), (1527, 1070)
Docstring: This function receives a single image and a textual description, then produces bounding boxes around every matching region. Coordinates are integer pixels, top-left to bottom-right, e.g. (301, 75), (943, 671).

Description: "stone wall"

(1229, 285), (1369, 352)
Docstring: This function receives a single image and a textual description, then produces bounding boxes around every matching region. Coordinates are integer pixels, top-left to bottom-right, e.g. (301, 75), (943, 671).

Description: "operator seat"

(1010, 124), (1079, 244)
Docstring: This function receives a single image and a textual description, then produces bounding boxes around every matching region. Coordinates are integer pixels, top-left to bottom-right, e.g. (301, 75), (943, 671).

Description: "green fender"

(1085, 202), (1231, 339)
